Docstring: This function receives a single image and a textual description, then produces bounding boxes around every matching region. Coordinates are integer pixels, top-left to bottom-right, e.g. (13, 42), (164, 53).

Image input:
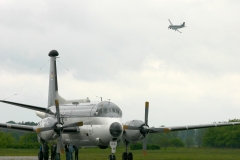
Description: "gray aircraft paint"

(168, 19), (186, 33)
(47, 52), (58, 107)
(41, 100), (123, 146)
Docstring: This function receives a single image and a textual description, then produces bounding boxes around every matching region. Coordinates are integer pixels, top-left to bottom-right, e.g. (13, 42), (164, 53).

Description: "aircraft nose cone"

(109, 122), (122, 137)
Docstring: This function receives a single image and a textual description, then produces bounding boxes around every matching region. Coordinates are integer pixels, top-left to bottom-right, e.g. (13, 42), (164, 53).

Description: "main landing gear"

(122, 140), (133, 160)
(109, 141), (117, 160)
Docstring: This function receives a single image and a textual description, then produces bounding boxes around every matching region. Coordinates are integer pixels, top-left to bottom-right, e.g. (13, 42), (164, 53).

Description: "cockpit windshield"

(95, 101), (122, 117)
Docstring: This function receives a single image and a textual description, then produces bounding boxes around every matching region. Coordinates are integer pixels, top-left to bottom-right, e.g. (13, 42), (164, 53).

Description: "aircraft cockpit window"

(96, 102), (122, 116)
(98, 108), (102, 114)
(112, 108), (116, 113)
(103, 108), (108, 113)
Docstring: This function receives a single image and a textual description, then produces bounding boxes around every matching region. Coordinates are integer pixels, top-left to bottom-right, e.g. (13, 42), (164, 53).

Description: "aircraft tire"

(38, 151), (43, 160)
(128, 152), (133, 160)
(122, 152), (127, 160)
(108, 154), (116, 160)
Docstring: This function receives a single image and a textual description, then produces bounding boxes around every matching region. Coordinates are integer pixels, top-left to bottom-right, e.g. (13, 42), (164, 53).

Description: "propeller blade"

(143, 137), (147, 156)
(36, 126), (54, 133)
(58, 131), (65, 154)
(55, 100), (61, 124)
(63, 121), (83, 128)
(143, 102), (149, 156)
(123, 125), (141, 130)
(145, 102), (149, 126)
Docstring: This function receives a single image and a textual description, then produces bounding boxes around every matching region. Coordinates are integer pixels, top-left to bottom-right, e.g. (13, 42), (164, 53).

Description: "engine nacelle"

(122, 120), (145, 142)
(37, 117), (59, 141)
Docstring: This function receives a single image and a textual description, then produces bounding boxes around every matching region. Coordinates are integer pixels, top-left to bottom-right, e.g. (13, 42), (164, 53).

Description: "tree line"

(0, 121), (39, 149)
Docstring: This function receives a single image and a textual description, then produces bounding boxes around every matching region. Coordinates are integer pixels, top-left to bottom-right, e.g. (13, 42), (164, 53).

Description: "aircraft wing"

(0, 100), (54, 114)
(168, 19), (173, 25)
(148, 122), (240, 133)
(176, 29), (182, 33)
(0, 123), (37, 132)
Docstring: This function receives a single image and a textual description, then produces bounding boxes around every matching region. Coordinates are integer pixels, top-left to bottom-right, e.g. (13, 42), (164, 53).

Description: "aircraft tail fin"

(182, 22), (185, 27)
(48, 50), (59, 107)
(47, 50), (90, 107)
(168, 19), (173, 25)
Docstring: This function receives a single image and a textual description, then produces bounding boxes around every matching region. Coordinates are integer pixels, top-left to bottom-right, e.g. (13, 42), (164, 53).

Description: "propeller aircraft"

(1, 50), (240, 160)
(168, 19), (186, 33)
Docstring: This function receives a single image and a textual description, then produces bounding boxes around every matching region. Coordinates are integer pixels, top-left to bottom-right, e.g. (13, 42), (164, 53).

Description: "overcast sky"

(1, 1), (240, 127)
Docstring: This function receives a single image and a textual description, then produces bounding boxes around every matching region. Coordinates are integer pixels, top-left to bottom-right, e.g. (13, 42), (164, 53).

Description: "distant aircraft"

(168, 19), (186, 33)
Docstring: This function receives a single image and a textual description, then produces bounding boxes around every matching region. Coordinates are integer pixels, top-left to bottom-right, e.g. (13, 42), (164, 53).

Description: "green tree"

(185, 137), (194, 148)
(17, 133), (39, 149)
(0, 131), (16, 148)
(6, 121), (17, 124)
(130, 142), (142, 150)
(160, 134), (170, 150)
(147, 130), (178, 150)
(171, 138), (184, 147)
(203, 119), (240, 148)
(195, 129), (205, 147)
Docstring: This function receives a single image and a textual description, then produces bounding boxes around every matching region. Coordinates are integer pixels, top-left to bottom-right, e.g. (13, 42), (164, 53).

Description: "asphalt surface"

(0, 157), (38, 160)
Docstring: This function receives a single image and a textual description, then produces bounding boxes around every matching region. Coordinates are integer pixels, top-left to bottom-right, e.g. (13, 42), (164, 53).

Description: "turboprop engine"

(37, 117), (58, 141)
(122, 120), (145, 142)
(35, 100), (84, 154)
(123, 102), (170, 155)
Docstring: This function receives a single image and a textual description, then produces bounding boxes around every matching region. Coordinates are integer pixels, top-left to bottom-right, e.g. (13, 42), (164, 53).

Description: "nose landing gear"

(109, 141), (117, 160)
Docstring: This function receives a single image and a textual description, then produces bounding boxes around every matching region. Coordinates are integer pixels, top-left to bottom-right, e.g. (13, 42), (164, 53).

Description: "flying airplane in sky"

(168, 19), (186, 33)
(1, 50), (240, 160)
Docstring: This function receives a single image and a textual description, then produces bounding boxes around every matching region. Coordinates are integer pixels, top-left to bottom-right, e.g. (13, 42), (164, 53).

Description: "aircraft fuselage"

(168, 25), (184, 30)
(37, 101), (123, 148)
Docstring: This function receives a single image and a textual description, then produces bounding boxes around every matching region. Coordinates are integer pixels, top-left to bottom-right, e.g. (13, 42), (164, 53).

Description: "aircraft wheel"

(108, 154), (116, 160)
(38, 151), (43, 160)
(128, 152), (133, 160)
(122, 152), (127, 160)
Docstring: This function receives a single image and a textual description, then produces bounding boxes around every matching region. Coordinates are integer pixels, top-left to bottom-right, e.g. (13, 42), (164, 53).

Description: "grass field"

(1, 147), (240, 160)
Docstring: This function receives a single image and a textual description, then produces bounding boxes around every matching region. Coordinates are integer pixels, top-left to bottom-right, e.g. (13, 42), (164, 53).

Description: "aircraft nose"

(109, 122), (122, 137)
